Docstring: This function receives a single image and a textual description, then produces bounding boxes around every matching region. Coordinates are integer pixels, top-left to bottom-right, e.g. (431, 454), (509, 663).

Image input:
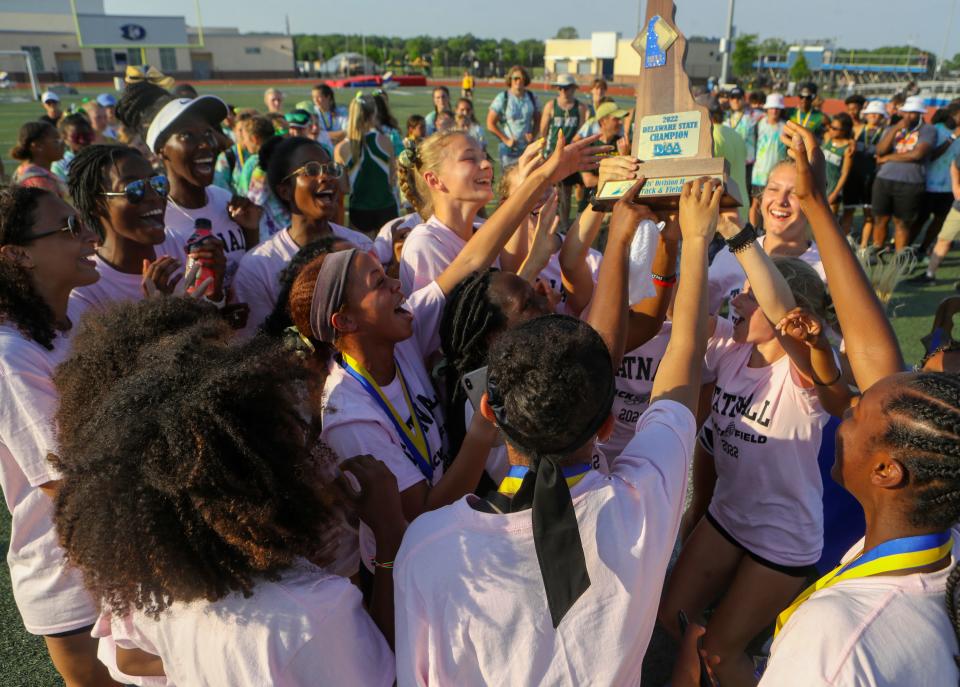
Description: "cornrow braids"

(0, 187), (58, 349)
(116, 81), (172, 141)
(396, 130), (467, 219)
(439, 271), (508, 462)
(67, 144), (141, 240)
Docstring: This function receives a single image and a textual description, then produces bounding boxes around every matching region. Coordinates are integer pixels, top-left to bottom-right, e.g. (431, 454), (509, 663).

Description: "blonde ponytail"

(346, 95), (375, 171)
(394, 130), (469, 219)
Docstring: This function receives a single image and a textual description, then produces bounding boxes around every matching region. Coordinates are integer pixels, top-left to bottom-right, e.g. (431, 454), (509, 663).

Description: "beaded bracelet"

(726, 223), (758, 254)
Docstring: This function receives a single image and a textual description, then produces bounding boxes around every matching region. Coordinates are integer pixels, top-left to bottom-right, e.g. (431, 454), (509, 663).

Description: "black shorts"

(871, 177), (924, 224)
(349, 204), (399, 236)
(842, 169), (874, 207)
(705, 511), (817, 578)
(46, 623), (95, 638)
(922, 191), (954, 219)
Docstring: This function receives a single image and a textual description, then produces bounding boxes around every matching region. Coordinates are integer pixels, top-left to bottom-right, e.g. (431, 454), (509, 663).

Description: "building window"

(576, 60), (592, 75)
(127, 49), (143, 67)
(20, 46), (43, 72)
(159, 48), (177, 72)
(94, 48), (113, 71)
(245, 47), (261, 55)
(554, 59), (569, 74)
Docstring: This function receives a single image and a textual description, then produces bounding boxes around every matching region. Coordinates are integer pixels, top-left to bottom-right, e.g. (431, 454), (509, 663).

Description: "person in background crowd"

(717, 89), (731, 113)
(312, 84), (347, 145)
(335, 94), (398, 234)
(590, 77), (608, 116)
(96, 93), (119, 137)
(10, 121), (67, 199)
(454, 98), (486, 150)
(748, 91), (766, 123)
(263, 87), (284, 114)
(39, 91), (63, 128)
(172, 84), (198, 100)
(911, 154), (960, 284)
(222, 103), (237, 140)
(789, 82), (829, 141)
(406, 114), (426, 146)
(51, 114), (95, 183)
(844, 100), (886, 241)
(285, 109), (314, 139)
(909, 105), (960, 268)
(434, 110), (455, 133)
(725, 86), (758, 186)
(823, 112), (855, 215)
(750, 93), (788, 227)
(487, 65), (540, 168)
(0, 186), (118, 687)
(888, 92), (906, 126)
(372, 91), (404, 157)
(579, 101), (630, 193)
(425, 86), (451, 136)
(707, 99), (749, 223)
(81, 100), (114, 144)
(461, 70), (474, 100)
(845, 94), (866, 124)
(540, 74), (590, 228)
(235, 115), (276, 197)
(871, 95), (935, 252)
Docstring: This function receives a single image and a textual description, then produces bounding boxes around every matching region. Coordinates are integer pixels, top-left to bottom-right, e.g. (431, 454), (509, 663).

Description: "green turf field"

(0, 83), (954, 684)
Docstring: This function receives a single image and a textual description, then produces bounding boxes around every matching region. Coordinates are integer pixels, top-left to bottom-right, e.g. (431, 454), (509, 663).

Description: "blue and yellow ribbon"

(498, 463), (591, 497)
(338, 352), (433, 481)
(776, 530), (953, 635)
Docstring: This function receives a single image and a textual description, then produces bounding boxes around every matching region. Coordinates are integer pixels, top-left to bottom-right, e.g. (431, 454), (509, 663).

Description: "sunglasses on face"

(23, 214), (85, 242)
(800, 94), (814, 100)
(283, 161), (344, 183)
(101, 174), (170, 204)
(511, 76), (524, 81)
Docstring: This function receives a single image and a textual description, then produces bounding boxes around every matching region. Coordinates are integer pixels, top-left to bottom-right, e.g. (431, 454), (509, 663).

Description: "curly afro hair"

(0, 187), (59, 349)
(52, 298), (352, 618)
(487, 314), (614, 463)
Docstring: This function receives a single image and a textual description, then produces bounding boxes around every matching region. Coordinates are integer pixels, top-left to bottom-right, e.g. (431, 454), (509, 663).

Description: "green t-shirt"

(235, 153), (259, 197)
(787, 107), (827, 140)
(713, 123), (748, 222)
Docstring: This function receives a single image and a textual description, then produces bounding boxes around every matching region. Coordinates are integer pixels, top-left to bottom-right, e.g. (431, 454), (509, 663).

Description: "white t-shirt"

(537, 248), (603, 306)
(164, 185), (250, 289)
(761, 530), (960, 686)
(93, 610), (170, 687)
(0, 324), (97, 634)
(394, 400), (696, 687)
(596, 322), (672, 464)
(708, 235), (825, 313)
(322, 281), (447, 566)
(374, 212), (422, 266)
(231, 224), (374, 336)
(129, 560), (394, 686)
(703, 317), (828, 566)
(68, 232), (188, 319)
(398, 215), (491, 296)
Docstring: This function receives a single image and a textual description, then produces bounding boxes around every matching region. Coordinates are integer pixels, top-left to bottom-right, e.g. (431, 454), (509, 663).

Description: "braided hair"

(261, 237), (340, 338)
(67, 144), (141, 240)
(0, 187), (58, 349)
(879, 372), (960, 680)
(439, 270), (508, 460)
(116, 81), (172, 142)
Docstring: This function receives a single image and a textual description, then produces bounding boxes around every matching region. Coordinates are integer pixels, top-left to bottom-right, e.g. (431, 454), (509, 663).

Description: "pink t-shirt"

(231, 224), (374, 336)
(761, 529), (960, 686)
(374, 212), (422, 266)
(164, 185), (250, 289)
(68, 231), (187, 320)
(0, 324), (97, 634)
(703, 316), (828, 566)
(708, 235), (825, 313)
(394, 400), (696, 686)
(321, 281), (447, 567)
(398, 215), (491, 295)
(127, 560), (394, 686)
(93, 611), (170, 687)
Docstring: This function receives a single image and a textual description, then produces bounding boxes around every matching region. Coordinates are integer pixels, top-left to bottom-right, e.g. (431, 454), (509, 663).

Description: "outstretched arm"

(650, 179), (721, 415)
(781, 121), (904, 391)
(558, 204), (605, 315)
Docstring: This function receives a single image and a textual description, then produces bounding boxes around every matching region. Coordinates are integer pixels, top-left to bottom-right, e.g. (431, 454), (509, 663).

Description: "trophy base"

(594, 158), (743, 212)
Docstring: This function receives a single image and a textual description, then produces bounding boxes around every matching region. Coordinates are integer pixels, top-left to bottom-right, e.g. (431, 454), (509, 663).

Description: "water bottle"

(184, 218), (216, 296)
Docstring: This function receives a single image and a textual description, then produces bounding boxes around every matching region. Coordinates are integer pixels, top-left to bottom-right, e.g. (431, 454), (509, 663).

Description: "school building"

(544, 32), (722, 85)
(0, 0), (295, 83)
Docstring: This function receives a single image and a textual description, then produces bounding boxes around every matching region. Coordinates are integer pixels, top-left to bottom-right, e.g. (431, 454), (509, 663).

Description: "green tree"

(759, 37), (788, 56)
(731, 33), (758, 78)
(555, 26), (578, 39)
(790, 52), (811, 81)
(406, 37), (428, 61)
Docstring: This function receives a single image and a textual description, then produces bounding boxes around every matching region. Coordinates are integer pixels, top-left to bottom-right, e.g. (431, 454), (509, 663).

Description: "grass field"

(0, 83), (955, 685)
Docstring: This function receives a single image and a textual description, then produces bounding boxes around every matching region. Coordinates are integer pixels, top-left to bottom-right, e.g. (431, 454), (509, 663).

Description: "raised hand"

(227, 195), (264, 231)
(140, 256), (183, 296)
(678, 177), (722, 242)
(541, 131), (611, 185)
(781, 121), (827, 202)
(516, 138), (546, 184)
(775, 306), (826, 349)
(607, 177), (657, 247)
(598, 155), (641, 188)
(141, 261), (213, 300)
(716, 210), (744, 240)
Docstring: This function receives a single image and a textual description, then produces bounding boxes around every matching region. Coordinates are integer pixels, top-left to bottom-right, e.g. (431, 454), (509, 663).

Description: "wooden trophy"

(595, 0), (742, 210)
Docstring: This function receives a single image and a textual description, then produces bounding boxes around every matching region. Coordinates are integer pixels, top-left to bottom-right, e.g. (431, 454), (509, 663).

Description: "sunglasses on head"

(23, 214), (85, 242)
(283, 161), (344, 183)
(100, 175), (170, 204)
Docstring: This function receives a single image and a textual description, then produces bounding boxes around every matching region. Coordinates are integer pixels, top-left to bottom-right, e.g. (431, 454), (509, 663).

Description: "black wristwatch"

(726, 222), (758, 254)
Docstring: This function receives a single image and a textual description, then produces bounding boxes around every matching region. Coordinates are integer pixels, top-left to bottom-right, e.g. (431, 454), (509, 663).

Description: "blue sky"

(103, 0), (960, 55)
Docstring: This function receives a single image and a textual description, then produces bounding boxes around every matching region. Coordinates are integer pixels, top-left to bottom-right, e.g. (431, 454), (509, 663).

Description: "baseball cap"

(96, 93), (117, 107)
(727, 86), (745, 98)
(592, 101), (629, 122)
(285, 109), (312, 128)
(862, 100), (887, 116)
(763, 93), (785, 110)
(145, 95), (228, 152)
(41, 90), (59, 104)
(552, 74), (578, 88)
(900, 96), (927, 114)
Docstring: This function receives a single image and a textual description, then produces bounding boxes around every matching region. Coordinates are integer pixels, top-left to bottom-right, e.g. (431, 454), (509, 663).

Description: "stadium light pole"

(939, 0), (958, 75)
(719, 0), (736, 85)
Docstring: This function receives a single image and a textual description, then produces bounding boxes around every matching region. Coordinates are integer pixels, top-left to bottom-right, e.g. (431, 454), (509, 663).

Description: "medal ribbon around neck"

(498, 463), (591, 497)
(338, 352), (433, 481)
(775, 530), (953, 636)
